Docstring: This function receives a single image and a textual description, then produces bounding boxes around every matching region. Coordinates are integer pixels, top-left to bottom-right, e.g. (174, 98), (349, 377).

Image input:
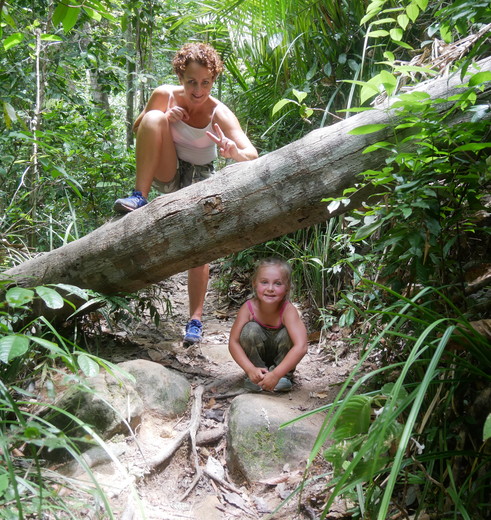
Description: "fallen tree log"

(3, 57), (491, 294)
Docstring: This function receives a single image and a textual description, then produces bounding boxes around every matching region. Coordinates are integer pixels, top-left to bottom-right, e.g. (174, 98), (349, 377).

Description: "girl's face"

(179, 62), (215, 105)
(254, 266), (289, 305)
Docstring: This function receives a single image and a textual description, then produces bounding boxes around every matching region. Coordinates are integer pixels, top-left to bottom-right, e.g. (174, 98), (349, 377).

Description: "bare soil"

(85, 267), (360, 520)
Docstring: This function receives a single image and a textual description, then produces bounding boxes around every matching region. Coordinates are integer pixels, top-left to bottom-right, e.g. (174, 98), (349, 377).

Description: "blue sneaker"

(183, 319), (203, 345)
(114, 190), (148, 213)
(244, 378), (262, 392)
(274, 377), (292, 392)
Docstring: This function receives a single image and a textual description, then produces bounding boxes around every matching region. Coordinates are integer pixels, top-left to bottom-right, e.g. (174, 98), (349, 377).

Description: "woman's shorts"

(152, 160), (215, 194)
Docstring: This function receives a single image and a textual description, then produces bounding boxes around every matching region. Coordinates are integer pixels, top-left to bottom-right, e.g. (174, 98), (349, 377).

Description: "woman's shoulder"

(150, 85), (183, 99)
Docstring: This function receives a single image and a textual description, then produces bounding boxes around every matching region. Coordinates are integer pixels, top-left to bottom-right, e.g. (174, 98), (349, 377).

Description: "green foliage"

(288, 283), (491, 519)
(0, 280), (128, 518)
(337, 70), (491, 304)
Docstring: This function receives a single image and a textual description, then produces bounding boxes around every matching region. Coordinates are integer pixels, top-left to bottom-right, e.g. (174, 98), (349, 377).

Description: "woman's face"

(179, 62), (215, 105)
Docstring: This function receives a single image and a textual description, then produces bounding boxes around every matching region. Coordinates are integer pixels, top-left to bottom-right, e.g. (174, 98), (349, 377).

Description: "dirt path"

(95, 269), (358, 519)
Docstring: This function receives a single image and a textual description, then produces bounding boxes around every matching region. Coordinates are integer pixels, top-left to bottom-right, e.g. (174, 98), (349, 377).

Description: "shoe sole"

(113, 202), (135, 213)
(183, 337), (201, 346)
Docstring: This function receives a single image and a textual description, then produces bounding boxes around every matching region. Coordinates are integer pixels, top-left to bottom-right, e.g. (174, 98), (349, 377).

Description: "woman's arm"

(207, 104), (258, 162)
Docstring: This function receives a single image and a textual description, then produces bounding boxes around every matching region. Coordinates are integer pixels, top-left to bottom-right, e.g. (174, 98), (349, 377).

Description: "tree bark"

(3, 57), (491, 295)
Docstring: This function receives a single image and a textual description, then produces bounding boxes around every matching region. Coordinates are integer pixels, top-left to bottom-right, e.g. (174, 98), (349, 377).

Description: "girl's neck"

(254, 297), (285, 311)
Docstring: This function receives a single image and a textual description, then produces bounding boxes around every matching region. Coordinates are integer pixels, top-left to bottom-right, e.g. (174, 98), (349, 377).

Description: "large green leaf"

(332, 395), (372, 442)
(35, 287), (65, 309)
(0, 335), (30, 363)
(6, 288), (34, 308)
(77, 353), (100, 377)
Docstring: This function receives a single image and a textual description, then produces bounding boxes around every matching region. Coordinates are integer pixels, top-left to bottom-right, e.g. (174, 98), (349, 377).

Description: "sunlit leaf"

(397, 14), (409, 30)
(272, 98), (294, 116)
(390, 28), (404, 41)
(0, 335), (30, 362)
(3, 32), (23, 50)
(367, 30), (389, 38)
(468, 72), (491, 87)
(292, 89), (307, 103)
(406, 3), (420, 22)
(380, 70), (397, 96)
(83, 6), (102, 21)
(453, 143), (491, 152)
(349, 124), (389, 135)
(35, 286), (65, 309)
(41, 34), (63, 42)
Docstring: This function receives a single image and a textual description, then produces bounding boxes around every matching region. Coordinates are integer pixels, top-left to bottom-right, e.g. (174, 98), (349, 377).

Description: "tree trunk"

(4, 57), (491, 295)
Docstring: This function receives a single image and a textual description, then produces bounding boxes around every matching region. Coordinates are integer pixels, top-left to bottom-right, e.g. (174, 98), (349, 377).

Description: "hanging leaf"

(380, 70), (397, 97)
(53, 1), (81, 33)
(272, 98), (294, 116)
(77, 354), (100, 377)
(406, 3), (420, 22)
(390, 28), (404, 41)
(397, 14), (409, 30)
(35, 286), (65, 309)
(483, 414), (491, 442)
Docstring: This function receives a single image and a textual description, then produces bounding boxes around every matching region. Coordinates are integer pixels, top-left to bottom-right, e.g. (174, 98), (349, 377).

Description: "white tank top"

(168, 92), (218, 165)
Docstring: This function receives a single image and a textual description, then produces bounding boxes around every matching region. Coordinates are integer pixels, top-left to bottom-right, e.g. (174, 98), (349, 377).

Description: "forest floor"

(90, 265), (362, 520)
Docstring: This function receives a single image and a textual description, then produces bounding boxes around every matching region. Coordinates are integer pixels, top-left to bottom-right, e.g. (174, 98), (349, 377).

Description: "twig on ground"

(203, 467), (243, 495)
(196, 424), (226, 446)
(179, 385), (204, 500)
(146, 385), (204, 472)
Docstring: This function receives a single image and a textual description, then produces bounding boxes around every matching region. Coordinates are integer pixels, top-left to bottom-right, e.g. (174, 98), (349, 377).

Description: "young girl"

(228, 258), (308, 392)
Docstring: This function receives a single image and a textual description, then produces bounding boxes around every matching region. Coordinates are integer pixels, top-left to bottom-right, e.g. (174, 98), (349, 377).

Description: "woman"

(114, 42), (258, 346)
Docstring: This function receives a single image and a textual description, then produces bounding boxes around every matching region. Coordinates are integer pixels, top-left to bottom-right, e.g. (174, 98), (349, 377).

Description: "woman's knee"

(140, 109), (169, 130)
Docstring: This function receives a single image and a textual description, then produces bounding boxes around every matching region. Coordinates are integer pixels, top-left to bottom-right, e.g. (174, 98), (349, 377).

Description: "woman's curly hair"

(172, 43), (224, 79)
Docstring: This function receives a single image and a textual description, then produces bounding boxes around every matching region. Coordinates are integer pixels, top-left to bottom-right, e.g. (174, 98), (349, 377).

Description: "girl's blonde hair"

(251, 257), (293, 298)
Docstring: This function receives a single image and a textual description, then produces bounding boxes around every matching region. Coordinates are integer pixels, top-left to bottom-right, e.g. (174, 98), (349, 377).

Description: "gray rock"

(119, 359), (191, 417)
(48, 359), (191, 442)
(226, 393), (323, 483)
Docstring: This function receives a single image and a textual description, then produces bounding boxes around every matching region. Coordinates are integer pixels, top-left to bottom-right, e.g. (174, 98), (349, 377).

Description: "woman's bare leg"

(135, 110), (178, 198)
(188, 264), (209, 321)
